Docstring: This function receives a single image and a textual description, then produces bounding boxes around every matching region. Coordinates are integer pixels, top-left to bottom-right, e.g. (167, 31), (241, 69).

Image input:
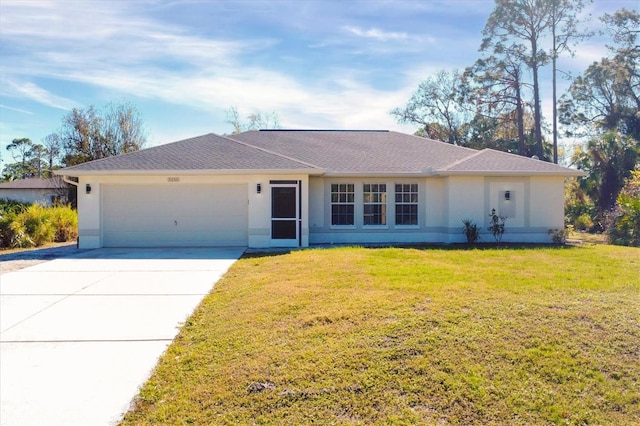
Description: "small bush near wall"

(461, 219), (480, 244)
(488, 208), (506, 242)
(0, 199), (77, 249)
(548, 228), (568, 244)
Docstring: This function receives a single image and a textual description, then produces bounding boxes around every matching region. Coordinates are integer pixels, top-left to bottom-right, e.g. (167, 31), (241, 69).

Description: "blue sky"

(0, 0), (637, 166)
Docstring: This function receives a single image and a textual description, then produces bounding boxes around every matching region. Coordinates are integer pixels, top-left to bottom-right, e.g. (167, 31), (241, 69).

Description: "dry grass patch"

(121, 245), (639, 425)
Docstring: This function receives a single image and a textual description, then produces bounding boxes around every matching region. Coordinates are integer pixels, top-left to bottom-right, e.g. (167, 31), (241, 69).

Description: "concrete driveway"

(0, 247), (244, 426)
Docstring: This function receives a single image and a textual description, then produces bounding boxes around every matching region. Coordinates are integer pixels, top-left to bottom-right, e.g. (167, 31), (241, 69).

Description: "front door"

(271, 183), (299, 247)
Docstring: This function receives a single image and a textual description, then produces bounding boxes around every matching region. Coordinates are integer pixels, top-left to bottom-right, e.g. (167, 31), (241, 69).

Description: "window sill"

(363, 225), (389, 230)
(395, 225), (420, 230)
(330, 225), (357, 230)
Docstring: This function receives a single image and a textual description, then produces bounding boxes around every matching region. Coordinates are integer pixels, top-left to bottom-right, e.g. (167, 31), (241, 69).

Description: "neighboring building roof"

(0, 176), (67, 189)
(56, 130), (584, 177)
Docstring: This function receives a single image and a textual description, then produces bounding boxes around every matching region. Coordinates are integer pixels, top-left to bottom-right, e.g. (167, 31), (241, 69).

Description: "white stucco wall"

(73, 172), (567, 249)
(75, 174), (310, 249)
(0, 189), (59, 205)
(529, 176), (565, 229)
(308, 174), (567, 245)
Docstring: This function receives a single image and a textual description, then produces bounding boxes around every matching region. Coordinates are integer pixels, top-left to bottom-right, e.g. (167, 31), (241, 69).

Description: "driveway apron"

(0, 247), (244, 426)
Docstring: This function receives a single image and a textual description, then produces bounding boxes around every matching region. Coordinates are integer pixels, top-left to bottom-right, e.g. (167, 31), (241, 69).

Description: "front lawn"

(121, 245), (639, 425)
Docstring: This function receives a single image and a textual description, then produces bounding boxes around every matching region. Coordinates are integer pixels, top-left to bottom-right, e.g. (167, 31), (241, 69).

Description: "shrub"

(574, 213), (594, 231)
(606, 171), (640, 247)
(548, 228), (568, 244)
(0, 198), (30, 216)
(49, 205), (78, 242)
(461, 219), (480, 244)
(488, 208), (506, 242)
(0, 210), (18, 247)
(0, 202), (78, 249)
(11, 204), (56, 247)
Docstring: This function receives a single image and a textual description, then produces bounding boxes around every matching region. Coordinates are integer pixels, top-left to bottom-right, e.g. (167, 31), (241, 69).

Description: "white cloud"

(0, 104), (34, 115)
(344, 26), (410, 42)
(0, 0), (487, 145)
(8, 82), (77, 111)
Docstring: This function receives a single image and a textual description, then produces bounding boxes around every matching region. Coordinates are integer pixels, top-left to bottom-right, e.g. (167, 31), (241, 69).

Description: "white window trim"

(394, 182), (419, 228)
(330, 183), (356, 228)
(363, 182), (388, 228)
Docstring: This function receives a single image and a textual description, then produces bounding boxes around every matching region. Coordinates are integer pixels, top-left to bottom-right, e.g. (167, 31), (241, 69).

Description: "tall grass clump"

(0, 199), (78, 249)
(49, 205), (78, 242)
(10, 204), (56, 247)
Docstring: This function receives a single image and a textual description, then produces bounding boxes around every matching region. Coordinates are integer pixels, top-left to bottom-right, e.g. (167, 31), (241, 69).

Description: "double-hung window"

(363, 183), (387, 225)
(395, 183), (418, 225)
(331, 184), (355, 225)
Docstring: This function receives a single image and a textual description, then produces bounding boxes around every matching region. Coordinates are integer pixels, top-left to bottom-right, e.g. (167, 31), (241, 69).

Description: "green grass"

(121, 245), (640, 425)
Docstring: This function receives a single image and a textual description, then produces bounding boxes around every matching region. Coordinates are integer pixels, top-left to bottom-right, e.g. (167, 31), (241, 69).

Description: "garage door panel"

(102, 184), (248, 247)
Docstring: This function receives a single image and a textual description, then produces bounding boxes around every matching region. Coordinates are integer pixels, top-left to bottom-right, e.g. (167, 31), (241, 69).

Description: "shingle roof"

(56, 130), (584, 176)
(439, 148), (583, 175)
(59, 133), (319, 173)
(0, 176), (67, 189)
(231, 130), (478, 173)
(230, 130), (583, 176)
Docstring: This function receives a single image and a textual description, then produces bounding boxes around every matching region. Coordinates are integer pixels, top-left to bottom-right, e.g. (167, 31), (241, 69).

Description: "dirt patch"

(0, 242), (83, 274)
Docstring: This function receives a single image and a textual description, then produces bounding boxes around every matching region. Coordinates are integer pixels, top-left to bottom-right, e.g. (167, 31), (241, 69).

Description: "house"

(55, 130), (584, 249)
(0, 176), (69, 206)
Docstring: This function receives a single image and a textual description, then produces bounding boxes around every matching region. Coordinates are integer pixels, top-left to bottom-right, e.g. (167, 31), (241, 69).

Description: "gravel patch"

(0, 243), (89, 274)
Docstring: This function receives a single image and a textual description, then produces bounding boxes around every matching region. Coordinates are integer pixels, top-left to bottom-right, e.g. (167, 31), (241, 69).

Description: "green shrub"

(574, 213), (594, 231)
(0, 210), (18, 247)
(0, 202), (78, 249)
(11, 204), (56, 247)
(548, 228), (568, 244)
(49, 205), (78, 242)
(461, 218), (480, 244)
(606, 171), (640, 247)
(0, 198), (30, 216)
(488, 208), (506, 242)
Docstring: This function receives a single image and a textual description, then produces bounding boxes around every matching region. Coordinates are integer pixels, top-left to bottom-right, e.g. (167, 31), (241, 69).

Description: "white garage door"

(102, 184), (248, 247)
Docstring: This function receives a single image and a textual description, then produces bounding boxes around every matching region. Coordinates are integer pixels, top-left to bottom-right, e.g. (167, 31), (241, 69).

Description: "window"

(363, 183), (387, 225)
(331, 184), (354, 225)
(395, 183), (418, 225)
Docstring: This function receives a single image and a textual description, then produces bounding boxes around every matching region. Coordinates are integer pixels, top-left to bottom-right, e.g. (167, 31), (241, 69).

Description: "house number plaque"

(167, 177), (180, 182)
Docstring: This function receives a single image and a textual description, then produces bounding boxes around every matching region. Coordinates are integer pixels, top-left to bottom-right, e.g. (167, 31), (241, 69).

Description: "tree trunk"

(531, 35), (544, 160)
(515, 83), (526, 156)
(552, 9), (558, 164)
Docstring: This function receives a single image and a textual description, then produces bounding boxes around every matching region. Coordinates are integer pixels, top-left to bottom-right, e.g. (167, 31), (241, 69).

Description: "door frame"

(270, 180), (301, 247)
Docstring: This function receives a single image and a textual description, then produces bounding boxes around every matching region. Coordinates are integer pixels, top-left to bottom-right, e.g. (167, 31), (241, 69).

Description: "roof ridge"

(439, 148), (486, 171)
(225, 134), (324, 170)
(258, 129), (389, 132)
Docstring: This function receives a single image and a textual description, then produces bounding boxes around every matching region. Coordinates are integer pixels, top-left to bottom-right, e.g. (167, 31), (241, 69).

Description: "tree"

(391, 69), (472, 145)
(559, 58), (634, 137)
(4, 138), (37, 180)
(602, 8), (640, 140)
(225, 106), (280, 135)
(559, 8), (639, 141)
(572, 131), (639, 228)
(42, 133), (63, 176)
(468, 43), (530, 155)
(61, 102), (147, 166)
(549, 0), (591, 164)
(482, 0), (554, 160)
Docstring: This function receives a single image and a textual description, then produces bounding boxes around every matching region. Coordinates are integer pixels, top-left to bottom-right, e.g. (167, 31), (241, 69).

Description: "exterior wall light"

(505, 190), (510, 201)
(86, 184), (92, 194)
(257, 183), (262, 194)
